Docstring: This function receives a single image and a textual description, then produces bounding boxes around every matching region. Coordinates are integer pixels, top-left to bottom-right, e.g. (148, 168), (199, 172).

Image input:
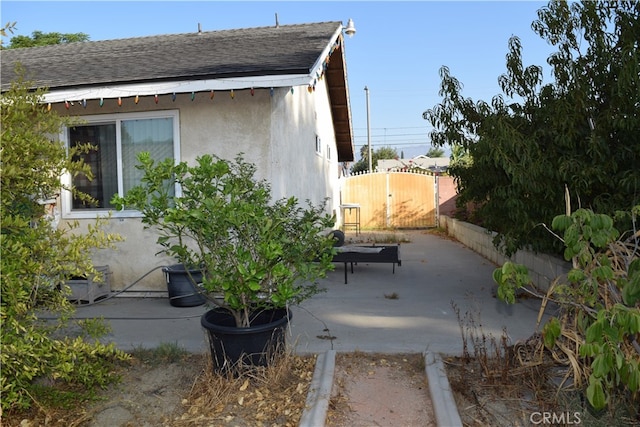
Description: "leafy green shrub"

(1, 72), (129, 411)
(494, 207), (640, 411)
(112, 152), (336, 328)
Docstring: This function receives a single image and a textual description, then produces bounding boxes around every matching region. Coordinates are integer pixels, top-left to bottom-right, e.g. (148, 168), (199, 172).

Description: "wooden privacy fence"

(340, 171), (437, 229)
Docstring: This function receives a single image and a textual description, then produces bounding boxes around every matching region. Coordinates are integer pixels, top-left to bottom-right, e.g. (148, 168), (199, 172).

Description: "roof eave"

(39, 74), (313, 103)
(324, 31), (355, 163)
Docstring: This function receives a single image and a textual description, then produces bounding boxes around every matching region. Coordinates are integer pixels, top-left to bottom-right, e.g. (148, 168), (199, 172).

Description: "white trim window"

(61, 110), (180, 218)
(315, 135), (322, 155)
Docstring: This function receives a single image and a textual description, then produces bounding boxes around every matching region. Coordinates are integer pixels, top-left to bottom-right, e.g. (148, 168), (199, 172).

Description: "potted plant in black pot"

(112, 152), (336, 372)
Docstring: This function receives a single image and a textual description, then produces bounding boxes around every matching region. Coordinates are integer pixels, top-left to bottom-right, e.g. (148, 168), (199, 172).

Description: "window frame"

(60, 110), (181, 219)
(315, 134), (322, 156)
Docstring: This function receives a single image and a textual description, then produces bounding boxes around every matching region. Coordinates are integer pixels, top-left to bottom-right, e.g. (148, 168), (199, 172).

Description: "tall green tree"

(0, 69), (127, 411)
(351, 146), (398, 174)
(425, 146), (445, 157)
(5, 30), (89, 48)
(424, 1), (640, 255)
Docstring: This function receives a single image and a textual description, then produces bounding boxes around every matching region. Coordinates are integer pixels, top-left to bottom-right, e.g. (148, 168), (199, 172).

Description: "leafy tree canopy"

(351, 146), (398, 174)
(5, 30), (89, 48)
(426, 146), (445, 157)
(424, 0), (640, 255)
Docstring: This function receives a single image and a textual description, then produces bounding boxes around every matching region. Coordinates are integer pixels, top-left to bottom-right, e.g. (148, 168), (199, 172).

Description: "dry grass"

(448, 300), (640, 426)
(173, 351), (316, 426)
(1, 347), (316, 427)
(344, 230), (411, 245)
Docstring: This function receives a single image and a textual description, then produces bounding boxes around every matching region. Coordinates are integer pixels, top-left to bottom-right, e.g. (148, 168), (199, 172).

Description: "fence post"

(435, 173), (440, 228)
(386, 171), (391, 228)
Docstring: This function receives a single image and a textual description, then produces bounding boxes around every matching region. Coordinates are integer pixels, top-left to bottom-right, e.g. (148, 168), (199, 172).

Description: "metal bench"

(332, 244), (401, 284)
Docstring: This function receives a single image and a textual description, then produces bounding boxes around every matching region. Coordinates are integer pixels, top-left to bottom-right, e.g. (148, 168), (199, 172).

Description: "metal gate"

(340, 171), (437, 229)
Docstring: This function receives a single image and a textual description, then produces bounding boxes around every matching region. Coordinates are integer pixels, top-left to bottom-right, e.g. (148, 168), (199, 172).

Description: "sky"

(1, 1), (555, 160)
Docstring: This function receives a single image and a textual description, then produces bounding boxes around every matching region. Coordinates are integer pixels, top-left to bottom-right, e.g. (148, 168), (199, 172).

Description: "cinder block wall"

(441, 215), (571, 292)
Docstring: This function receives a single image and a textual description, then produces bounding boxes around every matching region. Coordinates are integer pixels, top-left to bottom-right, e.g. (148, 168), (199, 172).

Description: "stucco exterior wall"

(52, 86), (342, 292)
(269, 83), (341, 218)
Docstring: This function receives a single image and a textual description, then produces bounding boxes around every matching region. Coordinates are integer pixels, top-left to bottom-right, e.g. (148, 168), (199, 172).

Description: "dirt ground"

(7, 347), (638, 426)
(4, 351), (435, 427)
(444, 354), (640, 427)
(326, 352), (435, 427)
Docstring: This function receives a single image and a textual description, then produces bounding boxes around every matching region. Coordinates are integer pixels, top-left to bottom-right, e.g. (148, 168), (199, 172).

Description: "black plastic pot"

(200, 307), (291, 373)
(162, 264), (206, 307)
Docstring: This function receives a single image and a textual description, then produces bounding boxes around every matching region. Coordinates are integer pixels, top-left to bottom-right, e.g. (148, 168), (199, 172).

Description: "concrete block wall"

(441, 216), (571, 292)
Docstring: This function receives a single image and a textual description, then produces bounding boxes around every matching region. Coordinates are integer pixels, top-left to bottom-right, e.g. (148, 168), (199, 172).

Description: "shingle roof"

(1, 21), (354, 161)
(1, 21), (342, 90)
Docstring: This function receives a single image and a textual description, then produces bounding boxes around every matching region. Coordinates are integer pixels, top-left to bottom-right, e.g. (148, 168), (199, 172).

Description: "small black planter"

(200, 307), (291, 373)
(162, 264), (206, 307)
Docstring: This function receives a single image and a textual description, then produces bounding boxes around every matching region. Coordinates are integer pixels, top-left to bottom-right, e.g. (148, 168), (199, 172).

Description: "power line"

(355, 142), (432, 148)
(353, 132), (426, 139)
(354, 137), (431, 143)
(353, 126), (429, 131)
(354, 142), (429, 146)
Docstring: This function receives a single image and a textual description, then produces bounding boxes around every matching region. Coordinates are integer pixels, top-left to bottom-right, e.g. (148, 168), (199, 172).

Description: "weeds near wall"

(493, 206), (640, 414)
(452, 301), (514, 384)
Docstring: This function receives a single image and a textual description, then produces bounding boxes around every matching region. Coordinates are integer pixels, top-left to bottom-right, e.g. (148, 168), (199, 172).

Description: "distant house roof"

(0, 21), (355, 161)
(377, 156), (450, 172)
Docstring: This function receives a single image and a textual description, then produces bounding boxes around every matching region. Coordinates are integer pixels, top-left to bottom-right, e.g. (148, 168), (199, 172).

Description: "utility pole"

(365, 86), (372, 173)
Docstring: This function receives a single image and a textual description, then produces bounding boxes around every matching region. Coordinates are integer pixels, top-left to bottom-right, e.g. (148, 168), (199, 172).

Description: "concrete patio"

(71, 230), (552, 357)
(67, 229), (555, 426)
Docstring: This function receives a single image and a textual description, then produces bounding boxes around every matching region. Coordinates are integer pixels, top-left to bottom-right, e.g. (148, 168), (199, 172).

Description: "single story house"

(1, 21), (356, 292)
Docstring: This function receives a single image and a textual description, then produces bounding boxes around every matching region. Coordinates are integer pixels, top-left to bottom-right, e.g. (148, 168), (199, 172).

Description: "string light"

(47, 85), (325, 108)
